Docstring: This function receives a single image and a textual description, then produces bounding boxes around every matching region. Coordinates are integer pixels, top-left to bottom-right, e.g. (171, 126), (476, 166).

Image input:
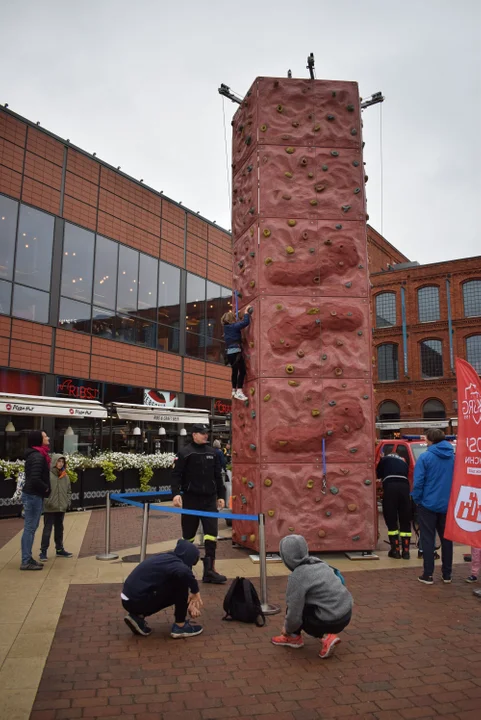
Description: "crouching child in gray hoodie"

(271, 534), (353, 659)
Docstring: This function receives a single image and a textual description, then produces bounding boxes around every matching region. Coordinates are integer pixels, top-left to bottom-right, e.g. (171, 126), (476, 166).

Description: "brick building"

(0, 106), (234, 458)
(369, 232), (481, 435)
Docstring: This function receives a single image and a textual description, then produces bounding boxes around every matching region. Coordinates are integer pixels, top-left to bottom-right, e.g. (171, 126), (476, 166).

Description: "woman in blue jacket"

(412, 428), (455, 585)
(222, 307), (252, 401)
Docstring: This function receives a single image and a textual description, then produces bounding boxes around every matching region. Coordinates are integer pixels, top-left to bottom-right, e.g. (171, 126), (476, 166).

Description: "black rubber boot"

(388, 535), (401, 559)
(401, 536), (410, 560)
(202, 556), (227, 584)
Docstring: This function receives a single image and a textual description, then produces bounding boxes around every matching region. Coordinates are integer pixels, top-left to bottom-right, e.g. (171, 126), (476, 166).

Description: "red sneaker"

(319, 634), (341, 659)
(271, 633), (304, 648)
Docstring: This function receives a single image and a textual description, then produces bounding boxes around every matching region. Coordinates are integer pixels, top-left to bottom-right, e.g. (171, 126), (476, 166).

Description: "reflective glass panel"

(12, 284), (49, 323)
(186, 273), (205, 333)
(420, 339), (443, 378)
(206, 338), (225, 364)
(158, 323), (180, 353)
(0, 279), (12, 315)
(377, 344), (399, 381)
(58, 297), (92, 333)
(206, 281), (224, 341)
(117, 245), (139, 313)
(463, 281), (481, 318)
(92, 307), (116, 339)
(186, 331), (206, 359)
(158, 260), (180, 327)
(418, 286), (440, 322)
(93, 235), (118, 310)
(15, 205), (54, 291)
(466, 335), (481, 373)
(138, 252), (158, 319)
(61, 223), (94, 303)
(375, 292), (396, 328)
(0, 195), (18, 281)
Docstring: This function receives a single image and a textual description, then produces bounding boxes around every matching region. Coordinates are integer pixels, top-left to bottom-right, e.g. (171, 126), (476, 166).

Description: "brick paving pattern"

(30, 566), (481, 719)
(0, 516), (22, 549)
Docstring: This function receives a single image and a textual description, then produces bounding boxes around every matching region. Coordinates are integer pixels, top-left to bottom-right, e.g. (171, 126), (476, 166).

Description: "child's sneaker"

(39, 551), (47, 563)
(418, 574), (434, 585)
(234, 389), (248, 401)
(170, 620), (203, 638)
(466, 575), (478, 583)
(231, 389), (236, 397)
(124, 614), (152, 636)
(319, 634), (341, 659)
(442, 575), (452, 584)
(271, 633), (304, 648)
(56, 549), (73, 558)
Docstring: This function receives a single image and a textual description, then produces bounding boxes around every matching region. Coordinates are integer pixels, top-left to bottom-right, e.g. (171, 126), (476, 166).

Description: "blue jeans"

(417, 506), (453, 579)
(21, 493), (44, 564)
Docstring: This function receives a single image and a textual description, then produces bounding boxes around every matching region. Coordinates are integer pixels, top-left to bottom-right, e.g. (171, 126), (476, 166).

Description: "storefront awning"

(111, 402), (209, 424)
(0, 392), (107, 419)
(376, 418), (457, 430)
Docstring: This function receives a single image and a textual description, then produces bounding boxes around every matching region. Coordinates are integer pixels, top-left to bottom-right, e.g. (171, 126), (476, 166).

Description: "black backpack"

(222, 577), (266, 627)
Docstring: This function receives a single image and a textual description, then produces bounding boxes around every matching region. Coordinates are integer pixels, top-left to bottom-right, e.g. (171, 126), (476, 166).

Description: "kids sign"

(445, 358), (481, 547)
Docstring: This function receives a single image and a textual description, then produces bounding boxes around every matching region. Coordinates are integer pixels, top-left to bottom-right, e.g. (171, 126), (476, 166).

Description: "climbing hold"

(281, 134), (290, 141)
(249, 443), (256, 450)
(326, 511), (332, 517)
(238, 260), (244, 268)
(288, 527), (295, 532)
(287, 219), (297, 227)
(327, 114), (335, 121)
(286, 147), (295, 154)
(264, 478), (272, 487)
(341, 468), (349, 475)
(338, 261), (344, 267)
(241, 476), (247, 485)
(249, 251), (255, 258)
(352, 160), (360, 167)
(306, 479), (314, 489)
(331, 150), (339, 157)
(279, 338), (285, 345)
(288, 379), (299, 387)
(329, 400), (336, 406)
(301, 231), (309, 240)
(292, 121), (299, 128)
(335, 224), (342, 230)
(249, 341), (254, 348)
(263, 228), (271, 237)
(263, 394), (271, 402)
(268, 509), (275, 517)
(357, 330), (363, 336)
(318, 529), (326, 538)
(322, 164), (328, 171)
(278, 440), (288, 446)
(347, 311), (352, 316)
(327, 430), (334, 436)
(343, 425), (350, 432)
(347, 504), (357, 512)
(334, 368), (343, 377)
(249, 207), (255, 214)
(330, 310), (337, 316)
(285, 364), (294, 374)
(347, 104), (354, 112)
(309, 248), (315, 254)
(247, 165), (253, 173)
(313, 124), (321, 132)
(324, 239), (333, 247)
(352, 535), (360, 542)
(315, 319), (321, 325)
(251, 411), (256, 419)
(300, 157), (308, 167)
(276, 104), (283, 113)
(297, 350), (305, 358)
(330, 487), (339, 495)
(354, 187), (361, 194)
(350, 128), (357, 136)
(260, 124), (267, 132)
(309, 199), (318, 206)
(311, 409), (320, 417)
(245, 136), (252, 145)
(282, 194), (292, 201)
(240, 495), (247, 504)
(322, 354), (327, 360)
(342, 205), (351, 213)
(249, 280), (255, 288)
(332, 91), (337, 97)
(306, 308), (319, 315)
(276, 303), (283, 310)
(284, 171), (293, 179)
(358, 264), (364, 269)
(362, 394), (369, 400)
(308, 172), (314, 178)
(241, 534), (247, 542)
(250, 534), (256, 543)
(345, 282), (352, 288)
(248, 481), (255, 489)
(364, 175), (369, 183)
(313, 276), (320, 283)
(364, 479), (372, 486)
(342, 383), (347, 388)
(315, 184), (326, 193)
(249, 387), (255, 396)
(349, 448), (358, 454)
(286, 246), (295, 254)
(336, 340), (343, 347)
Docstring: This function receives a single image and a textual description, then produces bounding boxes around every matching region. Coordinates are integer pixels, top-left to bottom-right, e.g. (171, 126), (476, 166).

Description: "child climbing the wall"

(221, 306), (253, 402)
(271, 534), (353, 659)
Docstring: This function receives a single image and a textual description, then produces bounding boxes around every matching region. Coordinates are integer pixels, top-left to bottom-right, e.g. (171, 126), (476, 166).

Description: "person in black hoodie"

(376, 451), (412, 559)
(121, 539), (203, 637)
(171, 424), (227, 584)
(20, 429), (51, 571)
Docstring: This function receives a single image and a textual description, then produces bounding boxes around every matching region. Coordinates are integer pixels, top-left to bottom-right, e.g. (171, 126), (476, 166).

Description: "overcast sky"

(1, 0), (479, 265)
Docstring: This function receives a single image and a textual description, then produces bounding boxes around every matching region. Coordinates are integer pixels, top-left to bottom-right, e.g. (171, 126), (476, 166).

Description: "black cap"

(191, 424), (209, 434)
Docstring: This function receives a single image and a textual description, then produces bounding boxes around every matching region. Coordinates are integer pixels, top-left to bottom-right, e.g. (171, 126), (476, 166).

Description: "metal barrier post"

(96, 492), (119, 561)
(140, 502), (150, 562)
(258, 513), (280, 615)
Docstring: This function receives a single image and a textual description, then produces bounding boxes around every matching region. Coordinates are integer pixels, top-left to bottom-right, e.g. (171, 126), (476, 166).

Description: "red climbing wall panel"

(230, 77), (377, 553)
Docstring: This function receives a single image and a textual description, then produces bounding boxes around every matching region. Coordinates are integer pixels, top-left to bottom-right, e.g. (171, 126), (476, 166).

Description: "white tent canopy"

(0, 392), (107, 418)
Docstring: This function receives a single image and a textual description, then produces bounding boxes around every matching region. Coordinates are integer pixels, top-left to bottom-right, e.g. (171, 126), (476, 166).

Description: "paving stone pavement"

(30, 565), (481, 720)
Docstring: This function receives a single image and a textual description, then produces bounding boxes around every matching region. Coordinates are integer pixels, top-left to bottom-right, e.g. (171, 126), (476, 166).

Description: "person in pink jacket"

(466, 547), (481, 583)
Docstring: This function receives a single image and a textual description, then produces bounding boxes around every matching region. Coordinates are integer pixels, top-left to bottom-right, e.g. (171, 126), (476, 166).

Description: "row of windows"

(377, 336), (481, 381)
(375, 281), (481, 328)
(0, 195), (233, 362)
(378, 398), (446, 421)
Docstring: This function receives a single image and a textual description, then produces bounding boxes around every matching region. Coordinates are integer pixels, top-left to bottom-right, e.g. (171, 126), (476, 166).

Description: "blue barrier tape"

(110, 493), (257, 522)
(110, 491), (171, 498)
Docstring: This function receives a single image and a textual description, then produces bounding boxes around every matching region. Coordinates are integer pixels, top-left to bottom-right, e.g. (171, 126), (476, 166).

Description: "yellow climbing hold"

(288, 527), (295, 532)
(310, 199), (318, 206)
(260, 124), (267, 132)
(277, 105), (283, 113)
(311, 409), (320, 417)
(313, 124), (321, 132)
(286, 246), (295, 254)
(264, 393), (271, 402)
(288, 379), (299, 387)
(268, 509), (275, 517)
(347, 503), (357, 512)
(278, 440), (288, 446)
(318, 529), (326, 538)
(284, 171), (293, 178)
(276, 303), (283, 310)
(263, 228), (271, 237)
(279, 339), (285, 345)
(287, 219), (297, 227)
(249, 280), (255, 288)
(306, 479), (314, 489)
(249, 387), (255, 396)
(249, 341), (255, 348)
(285, 147), (295, 154)
(306, 308), (319, 315)
(250, 534), (256, 542)
(285, 364), (295, 374)
(242, 477), (247, 484)
(264, 478), (272, 487)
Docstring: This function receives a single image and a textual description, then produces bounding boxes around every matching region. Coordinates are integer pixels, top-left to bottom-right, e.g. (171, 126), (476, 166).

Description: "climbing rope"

(321, 438), (327, 494)
(222, 97), (231, 214)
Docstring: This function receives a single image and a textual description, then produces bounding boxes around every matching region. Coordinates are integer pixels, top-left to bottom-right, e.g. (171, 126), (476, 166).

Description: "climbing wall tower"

(230, 77), (377, 553)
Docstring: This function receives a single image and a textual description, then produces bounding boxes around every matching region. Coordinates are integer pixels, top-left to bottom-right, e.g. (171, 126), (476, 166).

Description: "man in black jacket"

(172, 424), (227, 584)
(21, 430), (51, 571)
(121, 539), (203, 637)
(376, 451), (412, 559)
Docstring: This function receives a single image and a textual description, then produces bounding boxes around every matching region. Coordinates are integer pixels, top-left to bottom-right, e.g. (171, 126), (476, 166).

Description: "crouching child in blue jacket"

(121, 539), (204, 638)
(271, 535), (353, 659)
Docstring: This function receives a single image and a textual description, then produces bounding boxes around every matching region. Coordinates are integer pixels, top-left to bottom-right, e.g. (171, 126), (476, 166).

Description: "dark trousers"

(122, 576), (189, 624)
(227, 352), (246, 390)
(293, 605), (352, 638)
(417, 506), (453, 578)
(41, 512), (65, 553)
(182, 494), (218, 560)
(382, 481), (412, 535)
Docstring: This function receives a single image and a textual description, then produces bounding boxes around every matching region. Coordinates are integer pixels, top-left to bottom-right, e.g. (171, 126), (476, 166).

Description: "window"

(0, 279), (12, 315)
(117, 245), (138, 314)
(375, 292), (396, 328)
(138, 252), (158, 319)
(92, 307), (116, 339)
(421, 339), (443, 378)
(93, 236), (118, 310)
(463, 281), (481, 318)
(12, 284), (49, 323)
(378, 400), (400, 421)
(61, 223), (94, 303)
(422, 398), (446, 419)
(377, 344), (399, 381)
(58, 298), (92, 333)
(15, 205), (54, 292)
(158, 323), (180, 353)
(466, 335), (481, 374)
(186, 273), (206, 334)
(381, 443), (395, 455)
(0, 194), (18, 281)
(158, 261), (180, 327)
(186, 331), (206, 360)
(418, 286), (440, 323)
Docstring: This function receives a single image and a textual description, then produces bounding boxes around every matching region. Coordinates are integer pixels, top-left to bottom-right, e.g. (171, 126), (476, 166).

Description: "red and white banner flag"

(445, 358), (481, 548)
